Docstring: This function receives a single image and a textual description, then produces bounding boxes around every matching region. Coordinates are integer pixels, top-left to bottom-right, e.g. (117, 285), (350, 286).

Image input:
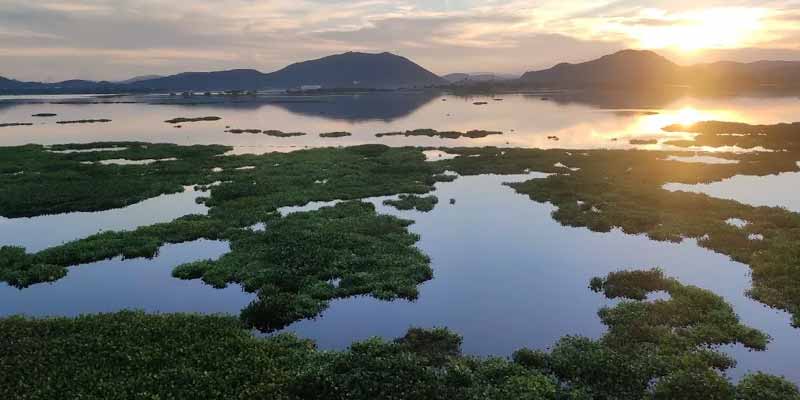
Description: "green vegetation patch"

(1, 144), (444, 329)
(55, 119), (112, 124)
(517, 269), (781, 399)
(0, 142), (231, 218)
(0, 123), (33, 128)
(227, 128), (262, 134)
(164, 116), (221, 124)
(263, 130), (307, 137)
(172, 201), (432, 331)
(2, 271), (796, 399)
(319, 131), (352, 138)
(664, 121), (800, 151)
(383, 194), (439, 212)
(376, 128), (503, 139)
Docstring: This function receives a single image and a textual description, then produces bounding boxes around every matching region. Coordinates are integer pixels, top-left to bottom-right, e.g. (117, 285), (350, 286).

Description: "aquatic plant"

(164, 116), (221, 124)
(31, 113), (57, 117)
(263, 130), (306, 137)
(55, 119), (112, 124)
(630, 138), (658, 145)
(227, 128), (262, 134)
(0, 144), (445, 330)
(375, 129), (502, 139)
(0, 123), (33, 127)
(319, 131), (352, 138)
(2, 271), (796, 399)
(663, 121), (800, 151)
(383, 194), (439, 212)
(172, 201), (433, 331)
(0, 142), (231, 218)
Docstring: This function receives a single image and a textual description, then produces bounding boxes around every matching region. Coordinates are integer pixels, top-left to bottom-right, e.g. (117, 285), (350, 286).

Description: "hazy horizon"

(2, 1), (800, 82)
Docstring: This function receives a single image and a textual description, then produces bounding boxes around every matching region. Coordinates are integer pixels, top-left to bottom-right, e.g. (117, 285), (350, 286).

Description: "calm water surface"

(1, 92), (799, 383)
(1, 92), (799, 152)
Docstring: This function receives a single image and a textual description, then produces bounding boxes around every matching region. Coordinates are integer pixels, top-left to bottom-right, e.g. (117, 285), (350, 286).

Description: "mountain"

(128, 69), (267, 91)
(519, 49), (800, 89)
(0, 52), (444, 94)
(262, 52), (445, 89)
(0, 76), (119, 93)
(0, 76), (44, 91)
(683, 60), (800, 89)
(118, 75), (163, 84)
(520, 50), (681, 88)
(129, 52), (445, 91)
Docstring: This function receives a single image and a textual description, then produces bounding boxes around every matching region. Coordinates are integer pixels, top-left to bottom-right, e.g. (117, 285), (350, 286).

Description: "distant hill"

(0, 52), (445, 94)
(118, 75), (163, 84)
(0, 76), (44, 91)
(262, 52), (445, 89)
(520, 50), (681, 88)
(128, 52), (445, 91)
(519, 49), (800, 89)
(128, 69), (267, 91)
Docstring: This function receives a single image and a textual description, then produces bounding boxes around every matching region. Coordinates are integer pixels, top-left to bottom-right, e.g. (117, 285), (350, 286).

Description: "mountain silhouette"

(127, 52), (444, 91)
(0, 52), (444, 93)
(520, 50), (681, 88)
(519, 49), (800, 89)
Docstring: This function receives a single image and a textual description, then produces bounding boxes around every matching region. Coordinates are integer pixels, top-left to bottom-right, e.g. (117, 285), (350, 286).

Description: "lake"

(1, 90), (799, 383)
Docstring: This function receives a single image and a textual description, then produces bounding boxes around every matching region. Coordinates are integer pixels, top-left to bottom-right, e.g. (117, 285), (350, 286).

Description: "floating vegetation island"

(31, 113), (57, 117)
(630, 138), (658, 145)
(227, 128), (262, 134)
(0, 123), (33, 128)
(164, 116), (221, 124)
(319, 131), (352, 138)
(376, 128), (502, 139)
(56, 119), (112, 124)
(264, 130), (306, 137)
(383, 194), (439, 212)
(225, 128), (307, 136)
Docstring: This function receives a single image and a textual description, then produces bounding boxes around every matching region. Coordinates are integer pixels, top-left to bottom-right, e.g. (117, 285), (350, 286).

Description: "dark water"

(1, 92), (800, 383)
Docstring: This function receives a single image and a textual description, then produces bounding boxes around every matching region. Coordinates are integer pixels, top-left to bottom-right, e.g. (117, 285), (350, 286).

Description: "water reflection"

(0, 186), (207, 252)
(278, 173), (800, 383)
(1, 92), (798, 153)
(664, 171), (800, 213)
(0, 239), (252, 316)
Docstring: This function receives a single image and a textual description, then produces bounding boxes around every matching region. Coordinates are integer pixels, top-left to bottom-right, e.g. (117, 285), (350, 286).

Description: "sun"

(627, 8), (767, 53)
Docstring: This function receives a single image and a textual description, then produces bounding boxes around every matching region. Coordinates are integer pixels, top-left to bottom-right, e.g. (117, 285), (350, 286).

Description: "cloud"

(0, 0), (799, 81)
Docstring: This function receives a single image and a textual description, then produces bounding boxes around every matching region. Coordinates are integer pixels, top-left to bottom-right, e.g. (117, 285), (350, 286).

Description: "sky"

(2, 0), (800, 81)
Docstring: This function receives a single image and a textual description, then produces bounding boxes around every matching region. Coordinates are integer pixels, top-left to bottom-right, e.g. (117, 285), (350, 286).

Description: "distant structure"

(300, 85), (322, 91)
